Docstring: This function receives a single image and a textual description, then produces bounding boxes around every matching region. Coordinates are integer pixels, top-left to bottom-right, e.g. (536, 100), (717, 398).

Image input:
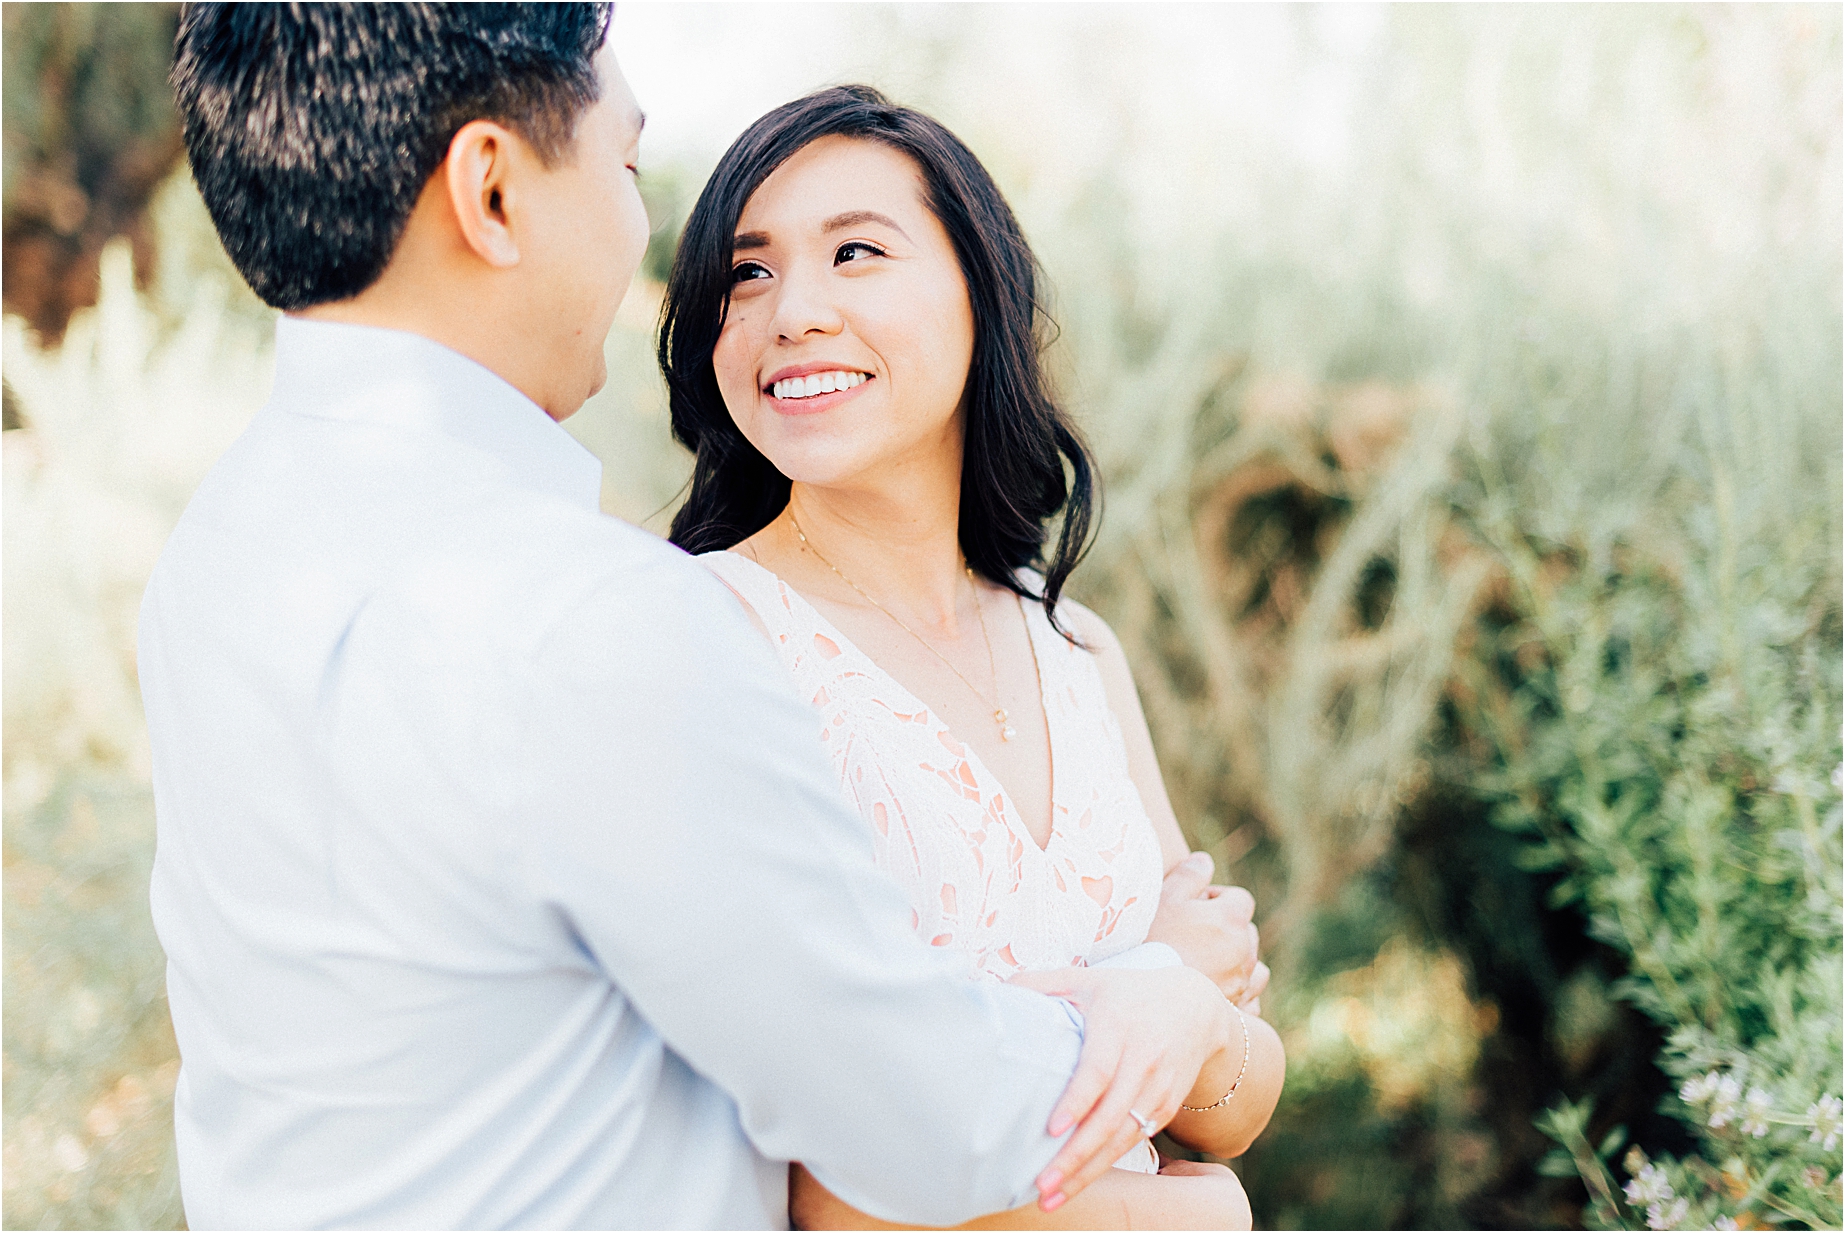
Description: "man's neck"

(290, 210), (590, 421)
(293, 286), (565, 419)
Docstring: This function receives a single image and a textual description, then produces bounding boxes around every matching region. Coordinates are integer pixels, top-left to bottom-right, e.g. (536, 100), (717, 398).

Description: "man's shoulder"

(144, 422), (726, 671)
(517, 514), (762, 670)
(505, 497), (682, 578)
(375, 500), (739, 667)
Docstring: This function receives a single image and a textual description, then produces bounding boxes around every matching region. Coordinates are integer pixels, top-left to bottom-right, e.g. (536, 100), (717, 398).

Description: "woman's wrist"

(1167, 1008), (1285, 1159)
(1180, 1003), (1249, 1112)
(1174, 995), (1237, 1110)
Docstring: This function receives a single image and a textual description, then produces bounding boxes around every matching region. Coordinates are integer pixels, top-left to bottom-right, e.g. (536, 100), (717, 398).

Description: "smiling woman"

(660, 86), (1095, 636)
(655, 85), (1284, 1230)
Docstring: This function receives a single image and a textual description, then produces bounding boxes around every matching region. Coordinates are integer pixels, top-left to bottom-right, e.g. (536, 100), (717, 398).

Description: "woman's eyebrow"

(823, 209), (909, 239)
(733, 210), (909, 252)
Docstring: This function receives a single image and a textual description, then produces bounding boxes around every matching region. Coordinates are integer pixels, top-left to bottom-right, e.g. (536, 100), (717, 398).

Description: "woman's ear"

(443, 119), (522, 268)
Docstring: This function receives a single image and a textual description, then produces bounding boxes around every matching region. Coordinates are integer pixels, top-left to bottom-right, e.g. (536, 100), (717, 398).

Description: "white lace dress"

(699, 552), (1167, 1172)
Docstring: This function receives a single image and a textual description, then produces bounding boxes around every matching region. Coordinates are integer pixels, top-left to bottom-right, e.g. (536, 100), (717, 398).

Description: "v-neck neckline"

(723, 551), (1065, 854)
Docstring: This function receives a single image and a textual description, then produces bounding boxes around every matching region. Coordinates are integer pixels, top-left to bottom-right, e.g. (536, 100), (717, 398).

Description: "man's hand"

(1146, 852), (1268, 1010)
(1006, 965), (1232, 1213)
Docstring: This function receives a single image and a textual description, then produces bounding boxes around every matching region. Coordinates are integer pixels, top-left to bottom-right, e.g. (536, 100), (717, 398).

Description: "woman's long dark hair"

(659, 85), (1097, 638)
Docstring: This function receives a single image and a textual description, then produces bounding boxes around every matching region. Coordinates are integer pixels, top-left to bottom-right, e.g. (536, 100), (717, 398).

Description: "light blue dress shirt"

(139, 318), (1088, 1230)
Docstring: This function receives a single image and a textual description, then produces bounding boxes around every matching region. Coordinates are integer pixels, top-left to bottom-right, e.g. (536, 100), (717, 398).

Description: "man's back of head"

(172, 3), (648, 419)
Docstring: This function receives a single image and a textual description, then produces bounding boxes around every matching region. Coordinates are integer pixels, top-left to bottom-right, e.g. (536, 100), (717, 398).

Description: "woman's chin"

(756, 445), (886, 494)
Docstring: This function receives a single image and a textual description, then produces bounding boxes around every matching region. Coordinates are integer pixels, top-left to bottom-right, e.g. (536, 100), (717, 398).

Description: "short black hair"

(172, 3), (612, 310)
(660, 86), (1098, 639)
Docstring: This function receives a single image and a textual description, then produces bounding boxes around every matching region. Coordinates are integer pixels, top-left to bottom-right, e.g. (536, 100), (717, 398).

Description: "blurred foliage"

(4, 230), (271, 1230)
(1033, 6), (1842, 1227)
(1474, 328), (1844, 1229)
(3, 5), (1840, 1230)
(3, 773), (182, 1230)
(2, 2), (183, 346)
(638, 164), (695, 290)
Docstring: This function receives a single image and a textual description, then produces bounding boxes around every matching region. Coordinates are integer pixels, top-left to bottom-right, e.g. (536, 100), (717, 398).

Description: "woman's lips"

(767, 375), (874, 415)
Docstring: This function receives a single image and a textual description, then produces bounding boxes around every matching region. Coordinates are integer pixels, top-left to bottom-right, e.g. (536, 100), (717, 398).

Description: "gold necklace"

(788, 512), (1018, 741)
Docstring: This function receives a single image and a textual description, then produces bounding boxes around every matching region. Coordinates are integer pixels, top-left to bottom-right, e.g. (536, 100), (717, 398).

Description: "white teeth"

(772, 371), (868, 400)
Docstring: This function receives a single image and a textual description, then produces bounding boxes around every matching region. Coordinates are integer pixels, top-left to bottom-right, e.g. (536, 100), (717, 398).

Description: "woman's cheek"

(712, 329), (752, 410)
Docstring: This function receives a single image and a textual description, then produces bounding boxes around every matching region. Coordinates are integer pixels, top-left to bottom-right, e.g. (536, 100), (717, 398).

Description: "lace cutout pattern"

(701, 552), (1163, 984)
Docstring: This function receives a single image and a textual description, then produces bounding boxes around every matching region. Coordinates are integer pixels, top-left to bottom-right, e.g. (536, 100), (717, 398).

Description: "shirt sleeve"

(1092, 942), (1184, 971)
(503, 553), (1083, 1226)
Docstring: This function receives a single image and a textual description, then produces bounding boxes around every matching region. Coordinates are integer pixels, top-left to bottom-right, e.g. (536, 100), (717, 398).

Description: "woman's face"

(711, 135), (976, 493)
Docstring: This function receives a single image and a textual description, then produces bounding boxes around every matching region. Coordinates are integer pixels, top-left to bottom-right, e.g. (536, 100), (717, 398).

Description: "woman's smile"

(764, 364), (876, 414)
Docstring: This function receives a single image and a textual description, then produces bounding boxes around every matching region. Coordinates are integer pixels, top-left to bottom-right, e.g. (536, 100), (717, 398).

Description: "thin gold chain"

(1179, 1003), (1251, 1112)
(787, 512), (1017, 740)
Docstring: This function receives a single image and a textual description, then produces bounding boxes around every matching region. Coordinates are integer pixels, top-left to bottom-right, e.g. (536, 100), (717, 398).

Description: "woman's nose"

(769, 266), (845, 341)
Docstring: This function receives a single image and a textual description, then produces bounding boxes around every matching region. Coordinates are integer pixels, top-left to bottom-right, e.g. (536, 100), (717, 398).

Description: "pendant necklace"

(789, 512), (1017, 741)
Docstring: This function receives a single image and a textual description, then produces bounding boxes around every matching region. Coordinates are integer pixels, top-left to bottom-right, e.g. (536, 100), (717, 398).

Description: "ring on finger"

(1129, 1109), (1158, 1138)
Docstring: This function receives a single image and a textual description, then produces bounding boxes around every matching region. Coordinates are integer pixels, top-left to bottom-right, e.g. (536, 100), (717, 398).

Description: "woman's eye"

(731, 262), (772, 284)
(835, 241), (885, 265)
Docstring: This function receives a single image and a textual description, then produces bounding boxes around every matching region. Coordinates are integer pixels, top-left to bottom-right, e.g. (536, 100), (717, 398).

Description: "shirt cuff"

(1089, 942), (1184, 971)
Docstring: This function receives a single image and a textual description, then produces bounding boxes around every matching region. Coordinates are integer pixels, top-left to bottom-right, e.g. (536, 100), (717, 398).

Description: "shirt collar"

(269, 316), (603, 511)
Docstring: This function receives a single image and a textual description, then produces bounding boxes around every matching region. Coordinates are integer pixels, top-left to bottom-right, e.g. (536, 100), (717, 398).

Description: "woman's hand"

(1146, 852), (1269, 1011)
(1005, 964), (1232, 1212)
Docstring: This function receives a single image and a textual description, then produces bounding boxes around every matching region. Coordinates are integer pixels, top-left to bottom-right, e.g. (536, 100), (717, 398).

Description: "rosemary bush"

(1465, 300), (1844, 1229)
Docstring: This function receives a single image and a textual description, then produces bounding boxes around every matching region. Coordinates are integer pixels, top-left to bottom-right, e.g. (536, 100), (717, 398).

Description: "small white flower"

(1712, 1216), (1738, 1231)
(1808, 1094), (1842, 1152)
(1831, 763), (1843, 791)
(1645, 1196), (1689, 1230)
(1625, 1161), (1675, 1208)
(1708, 1073), (1744, 1129)
(1680, 1072), (1719, 1105)
(1740, 1087), (1775, 1138)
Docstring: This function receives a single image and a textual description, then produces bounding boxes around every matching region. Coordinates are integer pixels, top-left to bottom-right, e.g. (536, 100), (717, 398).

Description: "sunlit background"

(4, 4), (1840, 1228)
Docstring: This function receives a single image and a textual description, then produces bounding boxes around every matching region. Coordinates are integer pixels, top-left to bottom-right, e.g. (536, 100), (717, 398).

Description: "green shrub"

(1463, 328), (1843, 1229)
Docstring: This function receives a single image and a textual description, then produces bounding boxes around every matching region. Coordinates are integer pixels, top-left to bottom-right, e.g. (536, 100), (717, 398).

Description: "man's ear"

(443, 120), (523, 269)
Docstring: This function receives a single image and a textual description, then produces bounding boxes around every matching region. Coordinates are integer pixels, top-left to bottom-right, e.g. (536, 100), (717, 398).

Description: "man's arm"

(504, 557), (1083, 1226)
(790, 1159), (1252, 1230)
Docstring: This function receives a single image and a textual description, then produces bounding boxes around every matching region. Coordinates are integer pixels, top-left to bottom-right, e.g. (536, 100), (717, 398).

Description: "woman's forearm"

(791, 1162), (1251, 1231)
(1163, 1006), (1285, 1158)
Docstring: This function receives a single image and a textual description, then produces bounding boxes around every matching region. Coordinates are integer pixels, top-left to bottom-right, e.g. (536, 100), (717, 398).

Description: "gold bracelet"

(1179, 1003), (1251, 1112)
